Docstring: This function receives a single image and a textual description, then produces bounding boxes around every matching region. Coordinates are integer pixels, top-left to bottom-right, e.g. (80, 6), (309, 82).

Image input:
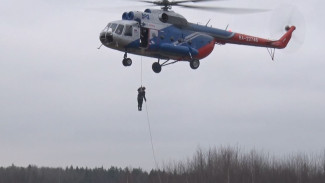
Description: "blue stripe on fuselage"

(149, 25), (215, 50)
(125, 23), (226, 59)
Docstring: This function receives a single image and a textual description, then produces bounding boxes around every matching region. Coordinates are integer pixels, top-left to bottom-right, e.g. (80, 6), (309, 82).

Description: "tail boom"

(220, 26), (296, 49)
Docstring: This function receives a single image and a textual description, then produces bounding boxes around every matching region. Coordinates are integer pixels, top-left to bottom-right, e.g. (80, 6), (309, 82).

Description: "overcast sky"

(0, 0), (324, 171)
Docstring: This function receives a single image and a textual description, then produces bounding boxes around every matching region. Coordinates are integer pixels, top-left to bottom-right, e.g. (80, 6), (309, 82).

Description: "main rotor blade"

(139, 0), (161, 4)
(138, 0), (226, 5)
(177, 4), (269, 14)
(173, 0), (228, 5)
(176, 0), (227, 2)
(189, 0), (227, 2)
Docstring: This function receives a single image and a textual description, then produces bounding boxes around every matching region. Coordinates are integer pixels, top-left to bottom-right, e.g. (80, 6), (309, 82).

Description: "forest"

(1, 146), (324, 183)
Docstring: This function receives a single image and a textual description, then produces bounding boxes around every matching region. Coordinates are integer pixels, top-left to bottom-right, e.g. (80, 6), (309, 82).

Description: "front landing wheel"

(190, 59), (200, 69)
(122, 58), (132, 66)
(152, 62), (162, 73)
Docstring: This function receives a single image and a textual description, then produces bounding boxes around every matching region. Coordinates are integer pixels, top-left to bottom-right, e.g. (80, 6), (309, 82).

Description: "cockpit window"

(124, 25), (133, 36)
(115, 24), (124, 35)
(109, 23), (118, 33)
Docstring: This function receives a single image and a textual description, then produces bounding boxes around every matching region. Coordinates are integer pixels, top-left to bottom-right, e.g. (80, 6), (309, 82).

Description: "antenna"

(205, 19), (211, 26)
(225, 24), (229, 31)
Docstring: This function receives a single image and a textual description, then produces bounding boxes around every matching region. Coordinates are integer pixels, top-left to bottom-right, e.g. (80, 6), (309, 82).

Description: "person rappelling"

(137, 86), (146, 111)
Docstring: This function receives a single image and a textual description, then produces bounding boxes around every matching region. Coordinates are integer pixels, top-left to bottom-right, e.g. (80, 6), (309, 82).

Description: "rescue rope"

(140, 56), (162, 183)
(144, 102), (162, 183)
(140, 56), (143, 86)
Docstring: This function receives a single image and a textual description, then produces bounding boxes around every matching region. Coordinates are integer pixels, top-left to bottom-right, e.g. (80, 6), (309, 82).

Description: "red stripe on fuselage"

(196, 40), (216, 60)
(227, 33), (271, 47)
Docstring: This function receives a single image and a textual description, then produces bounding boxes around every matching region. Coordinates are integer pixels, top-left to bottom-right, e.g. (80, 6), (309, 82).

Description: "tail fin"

(271, 26), (296, 49)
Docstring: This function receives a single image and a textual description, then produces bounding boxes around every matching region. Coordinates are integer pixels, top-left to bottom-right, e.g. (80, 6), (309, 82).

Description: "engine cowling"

(158, 11), (188, 26)
(122, 11), (142, 22)
(159, 13), (168, 23)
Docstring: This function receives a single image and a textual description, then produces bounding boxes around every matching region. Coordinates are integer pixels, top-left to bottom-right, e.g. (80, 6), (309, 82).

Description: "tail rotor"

(270, 4), (306, 53)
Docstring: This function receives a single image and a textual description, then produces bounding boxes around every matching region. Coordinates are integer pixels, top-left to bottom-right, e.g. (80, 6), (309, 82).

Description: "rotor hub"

(285, 25), (291, 31)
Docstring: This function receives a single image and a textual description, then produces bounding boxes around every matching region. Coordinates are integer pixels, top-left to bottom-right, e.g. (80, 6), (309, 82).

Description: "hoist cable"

(140, 56), (162, 183)
(144, 102), (162, 183)
(140, 56), (143, 86)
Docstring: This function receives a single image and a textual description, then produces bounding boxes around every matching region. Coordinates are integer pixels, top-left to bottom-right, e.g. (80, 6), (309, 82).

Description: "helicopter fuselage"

(99, 9), (295, 73)
(99, 9), (224, 61)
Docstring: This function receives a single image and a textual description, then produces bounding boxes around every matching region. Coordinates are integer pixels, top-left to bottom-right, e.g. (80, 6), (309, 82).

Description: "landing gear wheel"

(152, 62), (162, 73)
(122, 58), (132, 66)
(190, 59), (200, 69)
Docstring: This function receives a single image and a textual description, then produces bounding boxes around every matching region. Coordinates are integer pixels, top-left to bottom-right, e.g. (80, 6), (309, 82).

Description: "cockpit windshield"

(124, 25), (133, 36)
(115, 24), (124, 35)
(109, 23), (118, 33)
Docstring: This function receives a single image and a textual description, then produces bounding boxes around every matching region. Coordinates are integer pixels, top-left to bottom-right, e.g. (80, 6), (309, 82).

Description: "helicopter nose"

(99, 31), (113, 45)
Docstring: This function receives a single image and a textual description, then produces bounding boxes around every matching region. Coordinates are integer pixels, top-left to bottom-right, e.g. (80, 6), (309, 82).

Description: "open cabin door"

(140, 27), (160, 48)
(140, 27), (149, 48)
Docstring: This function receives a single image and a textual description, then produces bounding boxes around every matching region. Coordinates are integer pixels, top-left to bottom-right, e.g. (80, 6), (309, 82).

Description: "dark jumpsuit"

(137, 87), (146, 111)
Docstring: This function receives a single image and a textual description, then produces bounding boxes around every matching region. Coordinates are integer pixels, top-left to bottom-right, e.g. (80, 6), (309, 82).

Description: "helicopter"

(98, 0), (296, 73)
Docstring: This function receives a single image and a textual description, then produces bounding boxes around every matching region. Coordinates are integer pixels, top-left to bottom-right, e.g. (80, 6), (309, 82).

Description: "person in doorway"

(137, 86), (146, 111)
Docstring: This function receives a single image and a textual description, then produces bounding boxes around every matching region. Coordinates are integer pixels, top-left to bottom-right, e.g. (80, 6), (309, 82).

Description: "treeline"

(1, 147), (325, 183)
(0, 165), (151, 183)
(161, 147), (325, 183)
